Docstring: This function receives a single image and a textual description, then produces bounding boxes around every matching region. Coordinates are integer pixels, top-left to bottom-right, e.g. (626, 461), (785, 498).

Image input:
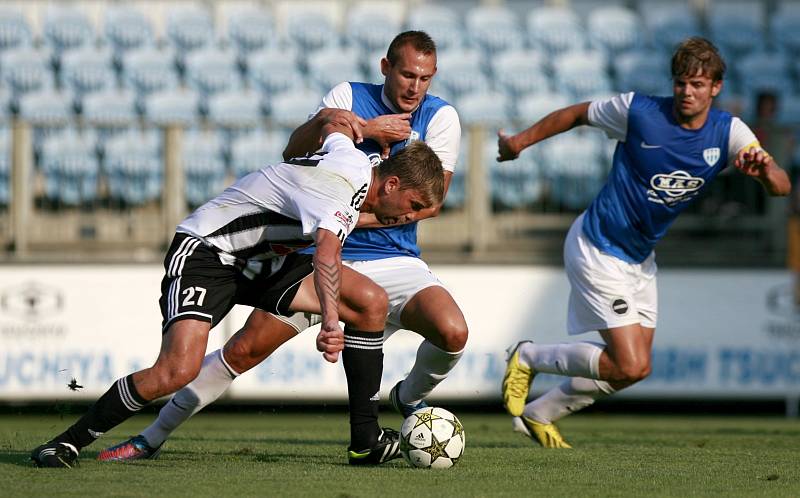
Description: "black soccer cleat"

(347, 428), (402, 465)
(31, 441), (80, 468)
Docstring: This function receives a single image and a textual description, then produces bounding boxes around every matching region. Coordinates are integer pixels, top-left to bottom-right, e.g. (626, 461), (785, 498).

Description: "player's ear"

(383, 176), (400, 193)
(711, 79), (722, 98)
(380, 57), (391, 77)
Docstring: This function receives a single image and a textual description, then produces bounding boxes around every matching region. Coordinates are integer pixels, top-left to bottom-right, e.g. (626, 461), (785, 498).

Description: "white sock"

(399, 340), (463, 406)
(519, 341), (604, 379)
(141, 349), (238, 447)
(524, 377), (616, 424)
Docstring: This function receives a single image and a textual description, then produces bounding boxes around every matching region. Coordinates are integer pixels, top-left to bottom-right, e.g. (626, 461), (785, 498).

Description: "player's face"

(374, 178), (429, 225)
(381, 45), (437, 113)
(672, 71), (722, 121)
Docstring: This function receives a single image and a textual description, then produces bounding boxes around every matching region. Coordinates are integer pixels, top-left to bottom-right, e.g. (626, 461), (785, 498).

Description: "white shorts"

(278, 256), (444, 334)
(564, 213), (658, 335)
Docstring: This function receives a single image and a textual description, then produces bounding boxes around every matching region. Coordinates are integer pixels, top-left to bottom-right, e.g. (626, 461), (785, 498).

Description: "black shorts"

(158, 233), (314, 332)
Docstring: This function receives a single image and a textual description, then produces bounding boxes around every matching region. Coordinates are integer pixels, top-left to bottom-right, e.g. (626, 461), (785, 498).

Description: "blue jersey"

(582, 94), (735, 263)
(302, 82), (452, 261)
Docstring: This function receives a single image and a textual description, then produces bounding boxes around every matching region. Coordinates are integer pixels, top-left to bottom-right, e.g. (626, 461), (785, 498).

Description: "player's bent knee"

(617, 361), (651, 383)
(347, 286), (388, 330)
(223, 340), (258, 372)
(436, 320), (468, 352)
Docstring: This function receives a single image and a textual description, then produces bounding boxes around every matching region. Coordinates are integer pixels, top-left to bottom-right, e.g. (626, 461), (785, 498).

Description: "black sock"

(56, 375), (148, 450)
(342, 327), (384, 451)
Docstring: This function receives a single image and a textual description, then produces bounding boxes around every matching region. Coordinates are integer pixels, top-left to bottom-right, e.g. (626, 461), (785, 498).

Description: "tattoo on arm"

(315, 260), (340, 308)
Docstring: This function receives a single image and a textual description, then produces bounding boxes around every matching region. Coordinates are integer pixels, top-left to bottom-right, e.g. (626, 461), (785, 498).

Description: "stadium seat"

(42, 6), (94, 56)
(182, 129), (227, 207)
(346, 1), (404, 53)
(406, 5), (464, 52)
(708, 1), (766, 55)
(104, 128), (162, 205)
(82, 88), (137, 128)
(18, 89), (72, 125)
(435, 49), (491, 99)
(269, 88), (323, 127)
(166, 4), (214, 54)
(306, 47), (363, 93)
(516, 92), (571, 123)
(226, 5), (275, 55)
(230, 128), (290, 178)
(0, 7), (31, 52)
(587, 6), (643, 55)
(121, 47), (179, 110)
(143, 88), (200, 127)
(613, 50), (672, 96)
(736, 51), (793, 100)
(541, 133), (606, 210)
(465, 5), (524, 54)
(246, 46), (303, 96)
(777, 94), (800, 127)
(527, 7), (586, 54)
(103, 5), (154, 64)
(477, 134), (543, 209)
(185, 46), (241, 103)
(552, 50), (611, 99)
(0, 126), (9, 205)
(490, 50), (550, 98)
(284, 2), (340, 52)
(455, 90), (510, 126)
(771, 2), (800, 53)
(639, 1), (702, 52)
(1, 47), (53, 104)
(40, 128), (99, 205)
(60, 46), (116, 110)
(207, 88), (263, 129)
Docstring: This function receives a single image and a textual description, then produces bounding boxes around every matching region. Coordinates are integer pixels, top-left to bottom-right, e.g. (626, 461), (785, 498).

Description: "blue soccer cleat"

(389, 380), (429, 418)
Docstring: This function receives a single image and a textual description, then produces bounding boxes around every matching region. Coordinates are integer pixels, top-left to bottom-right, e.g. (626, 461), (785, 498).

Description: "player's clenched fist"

(316, 324), (344, 363)
(734, 147), (772, 177)
(366, 113), (412, 159)
(496, 129), (521, 162)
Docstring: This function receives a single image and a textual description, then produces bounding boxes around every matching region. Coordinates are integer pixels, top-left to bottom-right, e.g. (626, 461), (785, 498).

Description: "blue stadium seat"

(269, 88), (322, 127)
(491, 50), (549, 97)
(435, 49), (491, 99)
(185, 47), (240, 107)
(346, 2), (404, 53)
(207, 88), (262, 129)
(541, 133), (605, 210)
(587, 6), (643, 55)
(306, 47), (363, 93)
(82, 88), (137, 127)
(246, 47), (303, 96)
(143, 88), (200, 126)
(42, 6), (94, 56)
(166, 4), (213, 54)
(285, 3), (340, 52)
(104, 128), (162, 205)
(40, 128), (99, 205)
(639, 1), (702, 53)
(553, 50), (611, 99)
(0, 8), (31, 52)
(516, 92), (571, 123)
(613, 50), (671, 96)
(455, 90), (510, 126)
(103, 6), (154, 65)
(479, 134), (543, 209)
(226, 5), (274, 55)
(736, 51), (793, 100)
(183, 129), (227, 207)
(0, 126), (9, 205)
(777, 94), (800, 127)
(60, 46), (116, 111)
(708, 1), (766, 55)
(406, 5), (464, 52)
(122, 47), (179, 110)
(1, 47), (53, 104)
(18, 89), (72, 125)
(230, 128), (290, 178)
(771, 2), (800, 53)
(527, 7), (586, 54)
(465, 5), (525, 54)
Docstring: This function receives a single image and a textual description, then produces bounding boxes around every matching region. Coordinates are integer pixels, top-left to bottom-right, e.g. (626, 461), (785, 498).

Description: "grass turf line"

(2, 412), (799, 497)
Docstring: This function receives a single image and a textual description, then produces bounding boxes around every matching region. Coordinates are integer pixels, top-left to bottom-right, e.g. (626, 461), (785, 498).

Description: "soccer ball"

(399, 406), (465, 469)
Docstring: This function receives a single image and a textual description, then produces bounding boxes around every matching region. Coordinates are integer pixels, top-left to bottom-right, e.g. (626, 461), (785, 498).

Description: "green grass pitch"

(2, 411), (799, 497)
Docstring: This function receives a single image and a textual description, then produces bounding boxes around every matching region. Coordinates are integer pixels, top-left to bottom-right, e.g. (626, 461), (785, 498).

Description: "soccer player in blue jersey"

(498, 37), (791, 448)
(99, 31), (465, 465)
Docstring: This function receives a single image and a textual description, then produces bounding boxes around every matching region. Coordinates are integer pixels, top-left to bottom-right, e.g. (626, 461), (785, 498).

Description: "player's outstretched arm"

(734, 148), (791, 197)
(283, 109), (366, 160)
(312, 228), (345, 363)
(497, 102), (591, 161)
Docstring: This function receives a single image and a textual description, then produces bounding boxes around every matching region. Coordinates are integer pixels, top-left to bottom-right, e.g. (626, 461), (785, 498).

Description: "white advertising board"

(1, 265), (798, 402)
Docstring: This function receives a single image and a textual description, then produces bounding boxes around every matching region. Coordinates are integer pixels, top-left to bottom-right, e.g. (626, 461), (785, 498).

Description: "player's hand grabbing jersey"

(177, 132), (370, 264)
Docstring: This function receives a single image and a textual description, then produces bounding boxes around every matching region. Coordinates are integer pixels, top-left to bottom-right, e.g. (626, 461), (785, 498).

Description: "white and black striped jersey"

(177, 132), (371, 263)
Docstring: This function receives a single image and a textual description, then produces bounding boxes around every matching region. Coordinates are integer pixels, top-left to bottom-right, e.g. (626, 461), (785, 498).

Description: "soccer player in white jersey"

(99, 31), (466, 466)
(30, 122), (445, 468)
(497, 37), (791, 448)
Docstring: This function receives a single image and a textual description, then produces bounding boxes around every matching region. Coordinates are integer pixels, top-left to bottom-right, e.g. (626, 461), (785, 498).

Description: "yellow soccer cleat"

(502, 341), (534, 417)
(512, 416), (572, 449)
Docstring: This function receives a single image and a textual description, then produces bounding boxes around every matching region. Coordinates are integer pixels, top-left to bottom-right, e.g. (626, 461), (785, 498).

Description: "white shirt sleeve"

(309, 82), (353, 119)
(320, 131), (356, 154)
(727, 117), (763, 164)
(587, 92), (634, 142)
(424, 105), (461, 172)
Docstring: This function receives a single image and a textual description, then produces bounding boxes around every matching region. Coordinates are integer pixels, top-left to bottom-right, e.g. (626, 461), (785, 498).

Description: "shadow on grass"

(0, 449), (37, 468)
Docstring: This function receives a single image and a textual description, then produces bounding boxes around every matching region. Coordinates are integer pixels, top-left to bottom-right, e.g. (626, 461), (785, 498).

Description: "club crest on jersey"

(703, 147), (720, 167)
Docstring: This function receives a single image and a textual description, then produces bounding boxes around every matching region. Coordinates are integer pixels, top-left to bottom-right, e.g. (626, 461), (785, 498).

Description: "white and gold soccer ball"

(399, 406), (465, 469)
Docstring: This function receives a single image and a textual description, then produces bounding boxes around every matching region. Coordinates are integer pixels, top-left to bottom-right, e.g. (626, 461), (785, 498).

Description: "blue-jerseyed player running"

(498, 37), (791, 448)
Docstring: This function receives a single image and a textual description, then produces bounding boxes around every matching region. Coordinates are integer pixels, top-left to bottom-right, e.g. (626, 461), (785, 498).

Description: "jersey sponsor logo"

(640, 141), (662, 149)
(649, 170), (705, 199)
(703, 147), (720, 167)
(611, 298), (630, 316)
(334, 210), (354, 230)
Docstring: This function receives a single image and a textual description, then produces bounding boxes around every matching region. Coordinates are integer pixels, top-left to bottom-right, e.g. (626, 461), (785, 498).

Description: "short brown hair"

(377, 142), (444, 207)
(386, 31), (437, 66)
(671, 37), (726, 82)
